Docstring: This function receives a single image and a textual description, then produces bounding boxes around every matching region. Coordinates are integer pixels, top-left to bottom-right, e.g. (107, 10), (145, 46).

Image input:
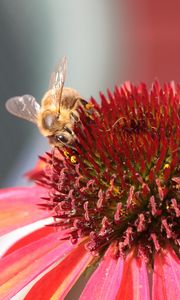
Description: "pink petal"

(0, 186), (51, 235)
(24, 241), (92, 300)
(116, 251), (150, 300)
(152, 246), (180, 300)
(80, 244), (124, 300)
(0, 218), (54, 258)
(0, 230), (74, 299)
(3, 225), (55, 256)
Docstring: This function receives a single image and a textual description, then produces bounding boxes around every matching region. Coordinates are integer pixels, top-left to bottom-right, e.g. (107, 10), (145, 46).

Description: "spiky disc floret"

(37, 81), (180, 263)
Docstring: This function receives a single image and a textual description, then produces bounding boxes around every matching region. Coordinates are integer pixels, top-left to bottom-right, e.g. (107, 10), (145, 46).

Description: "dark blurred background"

(1, 0), (180, 187)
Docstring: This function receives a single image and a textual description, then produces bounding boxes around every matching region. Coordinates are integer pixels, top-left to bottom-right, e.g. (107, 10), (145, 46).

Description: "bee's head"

(38, 109), (75, 148)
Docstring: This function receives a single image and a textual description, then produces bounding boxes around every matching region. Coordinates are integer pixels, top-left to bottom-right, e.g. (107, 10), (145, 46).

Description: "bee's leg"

(78, 98), (94, 120)
(70, 98), (94, 122)
(73, 98), (88, 109)
(70, 111), (79, 122)
(64, 126), (74, 135)
(79, 98), (88, 106)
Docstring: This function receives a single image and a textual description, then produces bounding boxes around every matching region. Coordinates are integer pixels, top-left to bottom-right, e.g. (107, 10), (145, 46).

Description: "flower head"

(0, 81), (179, 299)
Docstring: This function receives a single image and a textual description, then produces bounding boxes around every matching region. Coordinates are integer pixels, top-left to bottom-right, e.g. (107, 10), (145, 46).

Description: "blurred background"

(1, 0), (180, 187)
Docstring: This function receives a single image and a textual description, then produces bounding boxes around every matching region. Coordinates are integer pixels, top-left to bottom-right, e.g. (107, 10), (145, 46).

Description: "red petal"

(24, 240), (92, 300)
(0, 186), (51, 235)
(80, 244), (124, 300)
(116, 251), (150, 300)
(152, 246), (180, 300)
(0, 230), (74, 299)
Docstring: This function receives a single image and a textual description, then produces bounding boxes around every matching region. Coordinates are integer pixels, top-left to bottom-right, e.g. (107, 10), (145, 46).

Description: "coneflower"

(0, 81), (179, 300)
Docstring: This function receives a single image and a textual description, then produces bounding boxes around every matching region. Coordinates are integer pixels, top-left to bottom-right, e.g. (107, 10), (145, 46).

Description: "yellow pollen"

(113, 186), (121, 195)
(86, 103), (94, 110)
(64, 150), (70, 158)
(71, 156), (77, 164)
(164, 163), (170, 169)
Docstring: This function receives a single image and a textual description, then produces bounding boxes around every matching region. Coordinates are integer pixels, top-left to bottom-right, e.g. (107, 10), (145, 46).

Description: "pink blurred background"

(119, 0), (180, 84)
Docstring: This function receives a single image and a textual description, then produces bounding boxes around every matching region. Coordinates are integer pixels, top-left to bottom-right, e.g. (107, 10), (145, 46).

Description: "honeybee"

(5, 57), (88, 148)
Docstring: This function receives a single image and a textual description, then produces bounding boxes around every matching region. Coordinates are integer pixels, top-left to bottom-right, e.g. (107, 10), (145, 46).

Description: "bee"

(5, 56), (88, 148)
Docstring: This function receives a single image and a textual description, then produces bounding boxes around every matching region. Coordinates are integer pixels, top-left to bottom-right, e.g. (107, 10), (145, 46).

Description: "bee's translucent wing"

(49, 56), (67, 112)
(5, 94), (40, 123)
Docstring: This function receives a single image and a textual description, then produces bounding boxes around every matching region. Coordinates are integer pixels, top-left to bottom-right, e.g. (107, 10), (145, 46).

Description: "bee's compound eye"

(56, 135), (68, 144)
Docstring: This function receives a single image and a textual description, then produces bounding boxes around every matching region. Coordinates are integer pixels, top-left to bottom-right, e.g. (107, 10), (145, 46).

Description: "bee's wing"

(49, 56), (67, 112)
(5, 94), (40, 123)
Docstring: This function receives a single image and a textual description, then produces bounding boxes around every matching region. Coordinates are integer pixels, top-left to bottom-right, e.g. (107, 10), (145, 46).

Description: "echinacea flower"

(0, 81), (179, 300)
